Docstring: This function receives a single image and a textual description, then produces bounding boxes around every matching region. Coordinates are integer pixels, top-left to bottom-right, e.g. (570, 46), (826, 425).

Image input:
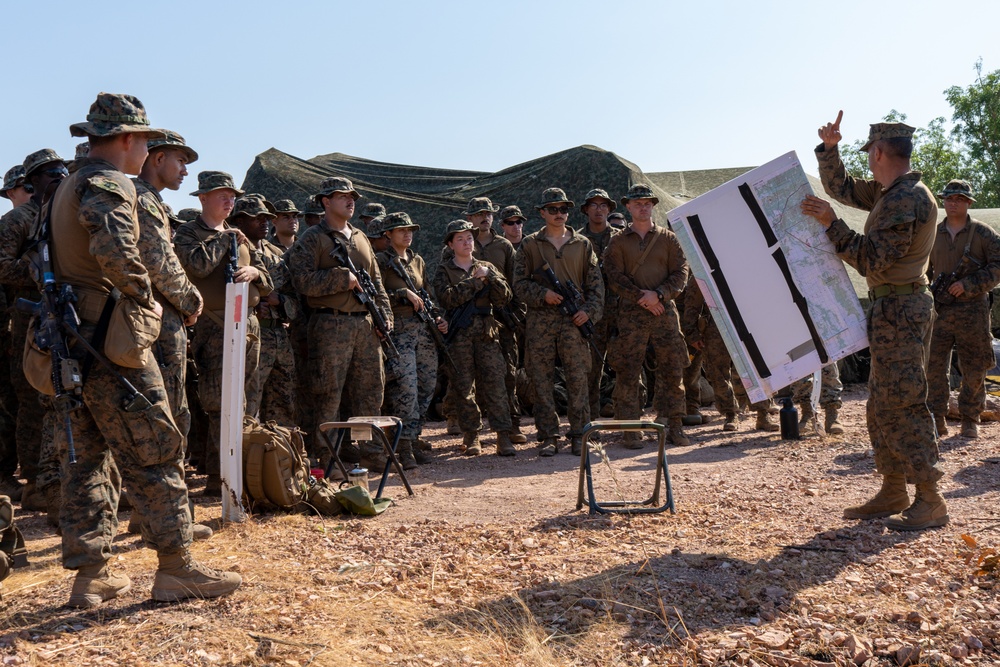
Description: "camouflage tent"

(241, 145), (684, 268)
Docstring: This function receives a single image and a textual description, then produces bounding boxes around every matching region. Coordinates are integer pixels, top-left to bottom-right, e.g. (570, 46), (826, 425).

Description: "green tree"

(945, 59), (1000, 208)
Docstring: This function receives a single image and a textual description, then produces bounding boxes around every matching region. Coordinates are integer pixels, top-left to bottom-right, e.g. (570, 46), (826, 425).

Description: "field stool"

(576, 420), (675, 515)
(319, 416), (414, 500)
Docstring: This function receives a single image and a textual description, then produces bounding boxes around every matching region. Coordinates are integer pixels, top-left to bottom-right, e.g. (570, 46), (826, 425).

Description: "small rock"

(521, 538), (538, 548)
(831, 631), (847, 646)
(964, 635), (983, 650)
(896, 644), (920, 666)
(754, 630), (790, 650)
(950, 644), (969, 659)
(377, 644), (393, 654)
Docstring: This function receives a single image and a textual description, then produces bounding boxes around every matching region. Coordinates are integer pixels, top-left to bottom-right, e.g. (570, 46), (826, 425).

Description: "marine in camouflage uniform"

(0, 149), (67, 511)
(926, 180), (1000, 439)
(174, 172), (273, 495)
(681, 275), (739, 431)
(433, 220), (513, 455)
(0, 167), (22, 499)
(790, 364), (844, 434)
(807, 116), (945, 531)
(52, 92), (239, 607)
(604, 184), (691, 447)
(232, 194), (299, 426)
(358, 201), (386, 235)
(577, 188), (620, 423)
(285, 177), (392, 468)
(377, 212), (444, 467)
(268, 199), (300, 251)
(515, 188), (604, 456)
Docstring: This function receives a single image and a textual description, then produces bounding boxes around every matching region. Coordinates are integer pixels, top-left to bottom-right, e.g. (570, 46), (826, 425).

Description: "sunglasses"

(42, 166), (69, 178)
(501, 219), (524, 225)
(543, 206), (570, 215)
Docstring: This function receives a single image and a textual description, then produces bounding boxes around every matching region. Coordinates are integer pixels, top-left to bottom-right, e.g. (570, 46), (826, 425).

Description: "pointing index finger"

(833, 110), (843, 131)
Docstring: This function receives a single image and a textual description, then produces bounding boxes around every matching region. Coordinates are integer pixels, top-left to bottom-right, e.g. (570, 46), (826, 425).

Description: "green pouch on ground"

(335, 485), (391, 516)
(303, 478), (343, 516)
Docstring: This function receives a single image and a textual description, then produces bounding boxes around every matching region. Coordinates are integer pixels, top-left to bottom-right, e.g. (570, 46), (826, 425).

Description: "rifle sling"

(628, 230), (660, 278)
(80, 293), (116, 385)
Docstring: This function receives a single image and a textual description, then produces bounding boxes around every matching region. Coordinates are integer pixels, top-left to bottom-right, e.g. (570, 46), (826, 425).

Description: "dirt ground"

(1, 385), (998, 666)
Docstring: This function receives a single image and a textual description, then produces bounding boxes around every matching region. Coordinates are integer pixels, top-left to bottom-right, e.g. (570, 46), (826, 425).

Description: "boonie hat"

(190, 170), (244, 196)
(859, 122), (916, 152)
(620, 184), (659, 206)
(381, 211), (420, 233)
(70, 92), (166, 139)
(498, 205), (526, 222)
(0, 165), (25, 199)
(273, 199), (301, 214)
(938, 179), (975, 202)
(74, 142), (90, 160)
(582, 188), (616, 211)
(535, 188), (575, 211)
(365, 216), (385, 238)
(314, 176), (360, 204)
(464, 197), (500, 216)
(22, 149), (66, 180)
(176, 208), (201, 222)
(444, 219), (475, 244)
(229, 193), (276, 220)
(360, 202), (386, 219)
(302, 199), (325, 216)
(147, 130), (198, 163)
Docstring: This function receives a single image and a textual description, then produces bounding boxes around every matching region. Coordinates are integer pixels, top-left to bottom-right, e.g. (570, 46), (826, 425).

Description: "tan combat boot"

(755, 410), (779, 432)
(885, 481), (949, 531)
(843, 474), (910, 519)
(824, 407), (845, 435)
(667, 418), (691, 447)
(495, 431), (516, 457)
(509, 416), (527, 444)
(722, 412), (738, 432)
(68, 563), (132, 608)
(538, 437), (559, 457)
(447, 418), (461, 435)
(934, 414), (949, 437)
(797, 403), (815, 430)
(462, 432), (481, 456)
(20, 482), (46, 511)
(396, 439), (418, 471)
(622, 432), (644, 450)
(961, 419), (979, 439)
(151, 551), (242, 602)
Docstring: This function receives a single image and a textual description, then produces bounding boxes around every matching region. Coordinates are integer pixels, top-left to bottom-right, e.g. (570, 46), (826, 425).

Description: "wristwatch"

(655, 288), (665, 301)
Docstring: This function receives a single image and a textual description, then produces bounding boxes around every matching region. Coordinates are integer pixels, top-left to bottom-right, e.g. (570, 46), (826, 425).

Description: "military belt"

(258, 318), (286, 328)
(868, 283), (928, 300)
(314, 308), (367, 317)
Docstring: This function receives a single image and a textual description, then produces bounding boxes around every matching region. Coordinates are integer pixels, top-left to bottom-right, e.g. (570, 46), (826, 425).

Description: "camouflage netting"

(241, 145), (684, 268)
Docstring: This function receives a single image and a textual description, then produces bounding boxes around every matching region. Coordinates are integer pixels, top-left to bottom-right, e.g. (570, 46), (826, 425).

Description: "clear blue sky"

(1, 0), (997, 214)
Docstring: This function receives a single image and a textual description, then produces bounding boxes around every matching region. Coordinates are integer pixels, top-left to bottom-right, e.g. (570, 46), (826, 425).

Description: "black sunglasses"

(543, 206), (570, 215)
(501, 219), (524, 225)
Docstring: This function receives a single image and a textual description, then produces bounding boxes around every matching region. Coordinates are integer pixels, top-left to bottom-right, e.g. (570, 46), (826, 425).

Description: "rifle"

(329, 239), (398, 358)
(494, 303), (525, 339)
(225, 233), (239, 283)
(442, 286), (489, 346)
(931, 253), (984, 307)
(389, 257), (456, 369)
(534, 261), (601, 356)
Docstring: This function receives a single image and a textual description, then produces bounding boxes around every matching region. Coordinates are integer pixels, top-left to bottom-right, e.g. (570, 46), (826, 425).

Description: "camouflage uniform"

(174, 215), (272, 478)
(285, 219), (392, 452)
(50, 156), (192, 568)
(578, 220), (620, 419)
(681, 277), (738, 418)
(514, 224), (604, 444)
(377, 244), (438, 441)
(790, 364), (844, 410)
(926, 215), (1000, 423)
(0, 199), (46, 486)
(816, 141), (942, 484)
(432, 257), (512, 434)
(252, 238), (298, 426)
(603, 224), (690, 424)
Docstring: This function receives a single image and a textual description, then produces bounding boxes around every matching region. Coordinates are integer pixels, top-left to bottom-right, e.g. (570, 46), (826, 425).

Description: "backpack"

(242, 417), (311, 509)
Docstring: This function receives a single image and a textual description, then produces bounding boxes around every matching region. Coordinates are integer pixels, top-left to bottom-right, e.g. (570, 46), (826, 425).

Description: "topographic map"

(667, 152), (868, 403)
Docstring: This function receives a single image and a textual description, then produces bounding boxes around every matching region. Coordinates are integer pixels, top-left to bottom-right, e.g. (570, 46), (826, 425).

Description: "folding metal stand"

(576, 420), (675, 515)
(319, 416), (414, 500)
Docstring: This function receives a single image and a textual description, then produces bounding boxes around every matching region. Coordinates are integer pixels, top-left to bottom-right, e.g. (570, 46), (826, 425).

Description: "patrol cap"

(582, 188), (616, 211)
(190, 170), (244, 196)
(230, 193), (276, 220)
(176, 208), (201, 222)
(360, 202), (386, 219)
(70, 92), (166, 139)
(443, 219), (475, 244)
(314, 176), (360, 205)
(620, 184), (659, 206)
(273, 199), (301, 214)
(0, 165), (25, 199)
(365, 216), (385, 239)
(464, 197), (500, 215)
(498, 205), (527, 223)
(22, 149), (67, 180)
(535, 187), (575, 211)
(381, 211), (420, 233)
(938, 179), (975, 202)
(859, 122), (916, 152)
(147, 130), (198, 163)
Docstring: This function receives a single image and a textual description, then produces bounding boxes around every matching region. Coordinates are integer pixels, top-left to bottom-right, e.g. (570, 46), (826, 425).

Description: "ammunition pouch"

(104, 290), (161, 368)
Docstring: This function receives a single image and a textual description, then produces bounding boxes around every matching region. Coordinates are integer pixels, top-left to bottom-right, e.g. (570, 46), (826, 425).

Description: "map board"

(666, 152), (868, 403)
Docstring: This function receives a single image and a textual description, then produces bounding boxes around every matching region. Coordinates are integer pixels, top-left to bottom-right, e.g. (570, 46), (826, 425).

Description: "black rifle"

(225, 233), (239, 283)
(494, 303), (525, 339)
(534, 262), (601, 356)
(931, 253), (984, 306)
(442, 286), (489, 346)
(329, 240), (398, 357)
(389, 257), (456, 369)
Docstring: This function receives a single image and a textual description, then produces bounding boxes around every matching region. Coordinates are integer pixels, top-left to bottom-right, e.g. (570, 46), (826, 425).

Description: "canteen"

(779, 398), (800, 440)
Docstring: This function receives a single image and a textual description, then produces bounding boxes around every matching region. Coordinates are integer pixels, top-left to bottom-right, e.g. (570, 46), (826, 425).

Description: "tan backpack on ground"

(242, 418), (311, 509)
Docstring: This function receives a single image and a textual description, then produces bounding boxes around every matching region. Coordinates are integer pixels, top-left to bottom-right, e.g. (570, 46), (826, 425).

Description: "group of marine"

(0, 94), (997, 609)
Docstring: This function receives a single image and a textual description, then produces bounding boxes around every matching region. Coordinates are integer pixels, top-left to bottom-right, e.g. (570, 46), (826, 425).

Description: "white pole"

(220, 281), (249, 522)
